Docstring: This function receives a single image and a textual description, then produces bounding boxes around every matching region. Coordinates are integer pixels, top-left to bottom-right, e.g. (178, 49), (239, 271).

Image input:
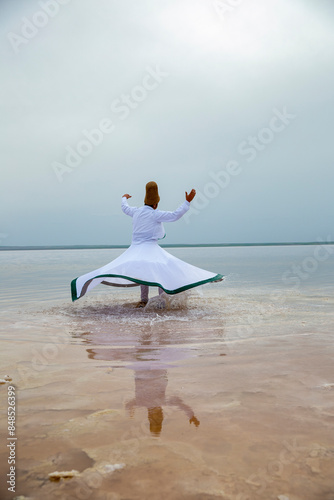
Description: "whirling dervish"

(71, 181), (223, 306)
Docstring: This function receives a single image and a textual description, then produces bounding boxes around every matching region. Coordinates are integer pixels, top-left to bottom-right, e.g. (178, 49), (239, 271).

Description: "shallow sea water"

(0, 246), (334, 500)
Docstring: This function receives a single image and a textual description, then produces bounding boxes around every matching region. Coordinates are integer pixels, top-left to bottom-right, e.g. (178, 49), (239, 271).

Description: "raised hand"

(185, 189), (196, 203)
(122, 194), (132, 199)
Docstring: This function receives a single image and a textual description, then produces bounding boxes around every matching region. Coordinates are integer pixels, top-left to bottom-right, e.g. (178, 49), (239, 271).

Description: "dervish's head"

(144, 181), (160, 210)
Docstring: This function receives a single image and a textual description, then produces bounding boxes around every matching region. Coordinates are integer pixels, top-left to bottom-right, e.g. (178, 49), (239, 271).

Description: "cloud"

(1, 0), (333, 245)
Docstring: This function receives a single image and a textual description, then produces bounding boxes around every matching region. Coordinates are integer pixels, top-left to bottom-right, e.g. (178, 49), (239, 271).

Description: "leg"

(141, 285), (149, 302)
(135, 285), (148, 308)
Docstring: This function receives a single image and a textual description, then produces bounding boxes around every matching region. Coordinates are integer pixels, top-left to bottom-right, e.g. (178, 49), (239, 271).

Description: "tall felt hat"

(144, 181), (160, 205)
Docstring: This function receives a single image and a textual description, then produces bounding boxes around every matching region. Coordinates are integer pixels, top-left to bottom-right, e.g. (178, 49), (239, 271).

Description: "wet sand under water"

(0, 290), (334, 500)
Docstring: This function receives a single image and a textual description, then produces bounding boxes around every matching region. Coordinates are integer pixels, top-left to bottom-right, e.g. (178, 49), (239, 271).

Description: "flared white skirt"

(71, 241), (224, 301)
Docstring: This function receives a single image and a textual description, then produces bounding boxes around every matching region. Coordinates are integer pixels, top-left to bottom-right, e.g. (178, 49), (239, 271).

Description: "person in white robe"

(71, 181), (223, 304)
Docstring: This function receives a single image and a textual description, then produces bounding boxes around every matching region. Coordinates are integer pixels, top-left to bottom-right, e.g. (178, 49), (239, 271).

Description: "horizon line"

(0, 241), (333, 251)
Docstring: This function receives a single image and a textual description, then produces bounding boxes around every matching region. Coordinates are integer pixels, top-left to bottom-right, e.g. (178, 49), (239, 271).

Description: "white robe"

(71, 197), (223, 301)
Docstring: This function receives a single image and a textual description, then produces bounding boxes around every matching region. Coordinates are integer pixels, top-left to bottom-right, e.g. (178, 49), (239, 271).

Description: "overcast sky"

(1, 0), (333, 246)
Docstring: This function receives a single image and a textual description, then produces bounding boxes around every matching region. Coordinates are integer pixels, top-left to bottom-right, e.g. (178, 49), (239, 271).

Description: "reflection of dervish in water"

(84, 321), (202, 437)
(125, 369), (200, 436)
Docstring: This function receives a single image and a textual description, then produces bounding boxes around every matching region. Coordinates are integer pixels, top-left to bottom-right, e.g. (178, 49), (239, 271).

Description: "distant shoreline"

(1, 242), (333, 251)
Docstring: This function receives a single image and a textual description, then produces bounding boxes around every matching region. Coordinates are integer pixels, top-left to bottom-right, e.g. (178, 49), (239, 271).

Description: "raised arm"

(121, 194), (137, 217)
(155, 189), (196, 222)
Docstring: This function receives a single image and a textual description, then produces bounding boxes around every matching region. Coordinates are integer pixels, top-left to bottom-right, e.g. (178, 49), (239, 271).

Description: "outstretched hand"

(185, 189), (196, 203)
(122, 194), (132, 199)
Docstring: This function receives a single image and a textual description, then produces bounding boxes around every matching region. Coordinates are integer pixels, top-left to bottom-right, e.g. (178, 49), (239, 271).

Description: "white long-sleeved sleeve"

(121, 197), (137, 217)
(154, 201), (190, 223)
